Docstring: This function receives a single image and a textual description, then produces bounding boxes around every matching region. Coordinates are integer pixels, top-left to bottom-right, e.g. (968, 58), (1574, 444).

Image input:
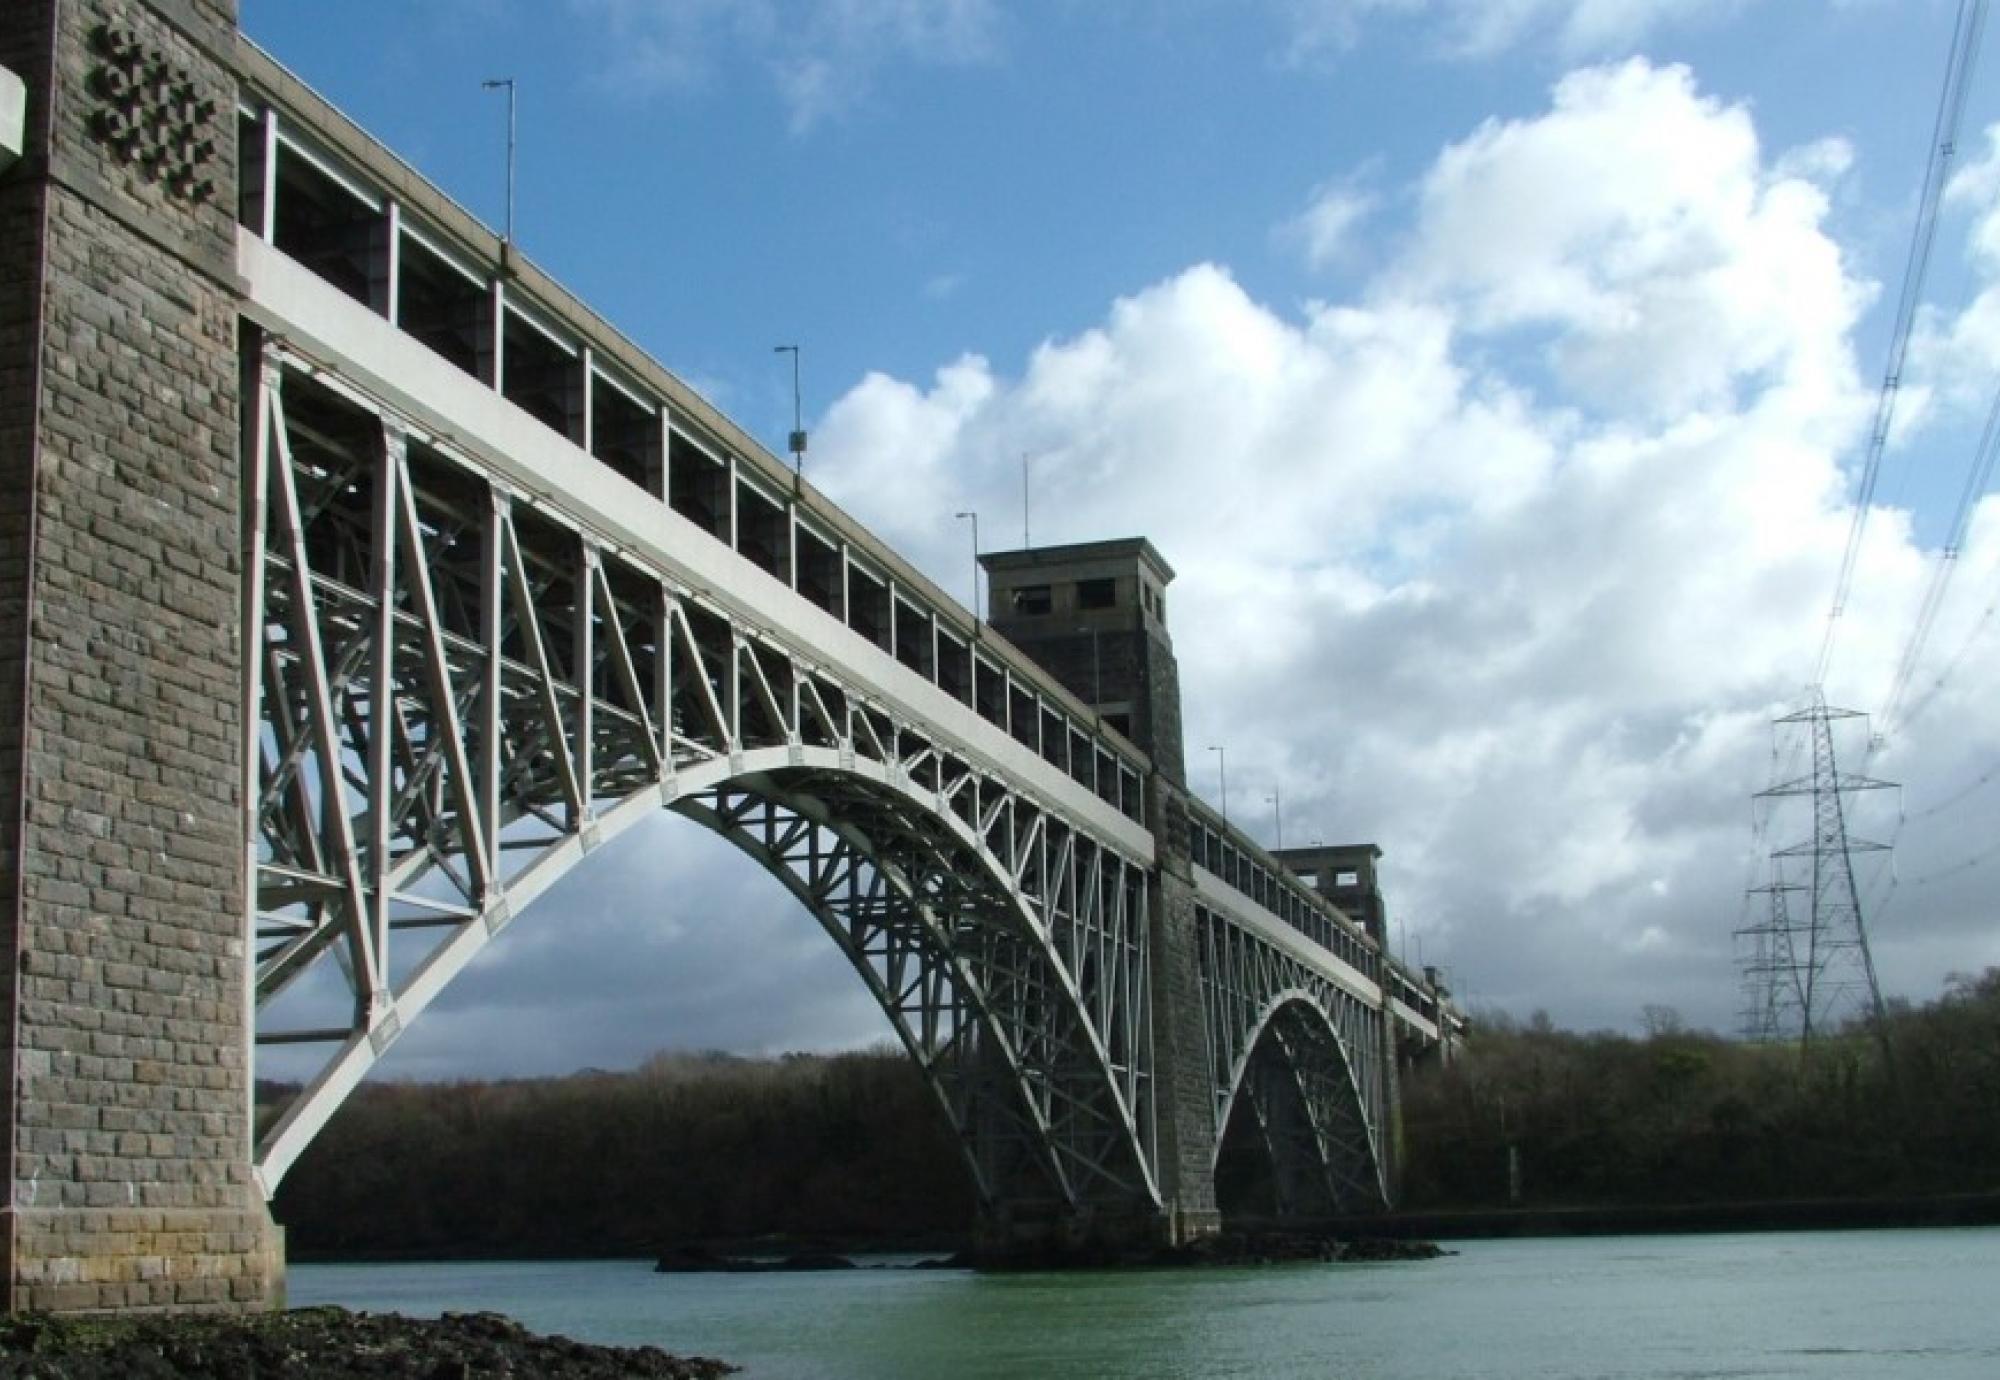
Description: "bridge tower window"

(1012, 584), (1053, 615)
(1076, 577), (1117, 610)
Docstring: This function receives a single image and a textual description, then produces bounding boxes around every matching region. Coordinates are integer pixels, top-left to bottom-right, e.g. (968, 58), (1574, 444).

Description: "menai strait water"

(290, 1228), (2000, 1380)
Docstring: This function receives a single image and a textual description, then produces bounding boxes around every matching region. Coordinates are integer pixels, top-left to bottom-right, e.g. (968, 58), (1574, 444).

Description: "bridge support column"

(1146, 786), (1220, 1244)
(0, 0), (280, 1310)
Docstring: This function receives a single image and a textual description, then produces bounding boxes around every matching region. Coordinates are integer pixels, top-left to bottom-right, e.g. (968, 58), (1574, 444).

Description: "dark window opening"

(591, 373), (659, 493)
(974, 658), (1007, 729)
(795, 526), (844, 620)
(1077, 577), (1117, 611)
(937, 630), (971, 706)
(1104, 711), (1132, 738)
(1012, 584), (1052, 615)
(1009, 685), (1039, 752)
(1068, 726), (1094, 790)
(847, 566), (891, 653)
(734, 479), (789, 584)
(501, 309), (584, 443)
(668, 432), (730, 542)
(1040, 705), (1067, 771)
(894, 598), (934, 679)
(397, 231), (488, 379)
(237, 111), (265, 233)
(272, 141), (387, 310)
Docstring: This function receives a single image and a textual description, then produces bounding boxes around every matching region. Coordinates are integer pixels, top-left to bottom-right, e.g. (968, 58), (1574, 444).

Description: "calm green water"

(290, 1228), (2000, 1379)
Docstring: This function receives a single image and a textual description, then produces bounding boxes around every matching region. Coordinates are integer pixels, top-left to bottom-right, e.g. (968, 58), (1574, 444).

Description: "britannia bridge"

(0, 0), (1460, 1310)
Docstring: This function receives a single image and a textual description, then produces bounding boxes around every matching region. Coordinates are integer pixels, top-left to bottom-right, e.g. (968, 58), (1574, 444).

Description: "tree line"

(266, 1048), (975, 1258)
(1398, 968), (2000, 1209)
(266, 970), (1999, 1255)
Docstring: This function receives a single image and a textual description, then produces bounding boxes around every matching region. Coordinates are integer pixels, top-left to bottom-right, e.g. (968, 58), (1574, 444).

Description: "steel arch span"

(247, 349), (1160, 1225)
(1197, 909), (1392, 1215)
(1213, 992), (1386, 1215)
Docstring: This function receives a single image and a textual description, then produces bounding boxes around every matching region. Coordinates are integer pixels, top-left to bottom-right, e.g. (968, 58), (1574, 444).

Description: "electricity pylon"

(1739, 693), (1896, 1051)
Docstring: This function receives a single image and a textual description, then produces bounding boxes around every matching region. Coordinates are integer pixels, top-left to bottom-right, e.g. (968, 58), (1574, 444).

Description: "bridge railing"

(1185, 800), (1456, 1041)
(232, 39), (1151, 829)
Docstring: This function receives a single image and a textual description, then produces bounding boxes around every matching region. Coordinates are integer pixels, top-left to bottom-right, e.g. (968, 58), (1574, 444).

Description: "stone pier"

(0, 0), (280, 1310)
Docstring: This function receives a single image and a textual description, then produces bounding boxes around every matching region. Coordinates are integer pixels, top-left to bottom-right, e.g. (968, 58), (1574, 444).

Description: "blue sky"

(244, 0), (2000, 1076)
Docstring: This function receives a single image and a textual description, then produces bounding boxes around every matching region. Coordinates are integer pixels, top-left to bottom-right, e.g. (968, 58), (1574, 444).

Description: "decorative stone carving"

(86, 22), (217, 202)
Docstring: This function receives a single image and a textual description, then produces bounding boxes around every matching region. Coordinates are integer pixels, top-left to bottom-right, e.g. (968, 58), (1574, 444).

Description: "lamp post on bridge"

(773, 344), (806, 478)
(1267, 787), (1282, 850)
(480, 77), (517, 246)
(956, 510), (980, 623)
(1208, 744), (1228, 825)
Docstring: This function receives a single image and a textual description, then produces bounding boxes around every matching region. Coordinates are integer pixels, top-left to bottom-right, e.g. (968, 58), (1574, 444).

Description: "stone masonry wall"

(0, 4), (59, 1206)
(0, 0), (279, 1311)
(1145, 784), (1218, 1240)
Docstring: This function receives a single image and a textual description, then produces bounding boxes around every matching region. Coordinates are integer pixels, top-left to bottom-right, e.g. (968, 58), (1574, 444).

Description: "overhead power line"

(1878, 373), (2000, 739)
(1815, 0), (1989, 687)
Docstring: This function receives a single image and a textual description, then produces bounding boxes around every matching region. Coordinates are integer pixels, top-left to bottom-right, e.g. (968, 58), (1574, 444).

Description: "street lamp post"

(1267, 787), (1283, 850)
(955, 511), (980, 622)
(773, 345), (805, 476)
(1208, 745), (1228, 825)
(480, 78), (517, 246)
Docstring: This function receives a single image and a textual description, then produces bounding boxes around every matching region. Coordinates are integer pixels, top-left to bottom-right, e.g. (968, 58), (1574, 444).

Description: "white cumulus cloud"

(800, 56), (2000, 1033)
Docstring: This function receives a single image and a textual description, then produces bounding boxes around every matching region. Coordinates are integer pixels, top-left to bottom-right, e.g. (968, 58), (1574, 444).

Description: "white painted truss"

(1196, 904), (1391, 1213)
(246, 347), (1159, 1217)
(229, 80), (1459, 1227)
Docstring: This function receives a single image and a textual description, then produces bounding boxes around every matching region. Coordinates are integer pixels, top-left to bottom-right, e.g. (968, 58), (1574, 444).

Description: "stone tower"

(979, 539), (1218, 1242)
(979, 538), (1184, 784)
(0, 0), (281, 1309)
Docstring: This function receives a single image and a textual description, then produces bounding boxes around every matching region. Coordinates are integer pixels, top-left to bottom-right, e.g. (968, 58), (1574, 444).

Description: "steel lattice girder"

(246, 349), (1159, 1217)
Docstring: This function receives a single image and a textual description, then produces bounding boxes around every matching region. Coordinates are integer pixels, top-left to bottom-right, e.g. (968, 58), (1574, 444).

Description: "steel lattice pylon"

(1738, 693), (1896, 1048)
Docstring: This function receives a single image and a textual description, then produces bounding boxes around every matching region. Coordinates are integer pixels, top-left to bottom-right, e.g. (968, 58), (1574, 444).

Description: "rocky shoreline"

(0, 1307), (736, 1378)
